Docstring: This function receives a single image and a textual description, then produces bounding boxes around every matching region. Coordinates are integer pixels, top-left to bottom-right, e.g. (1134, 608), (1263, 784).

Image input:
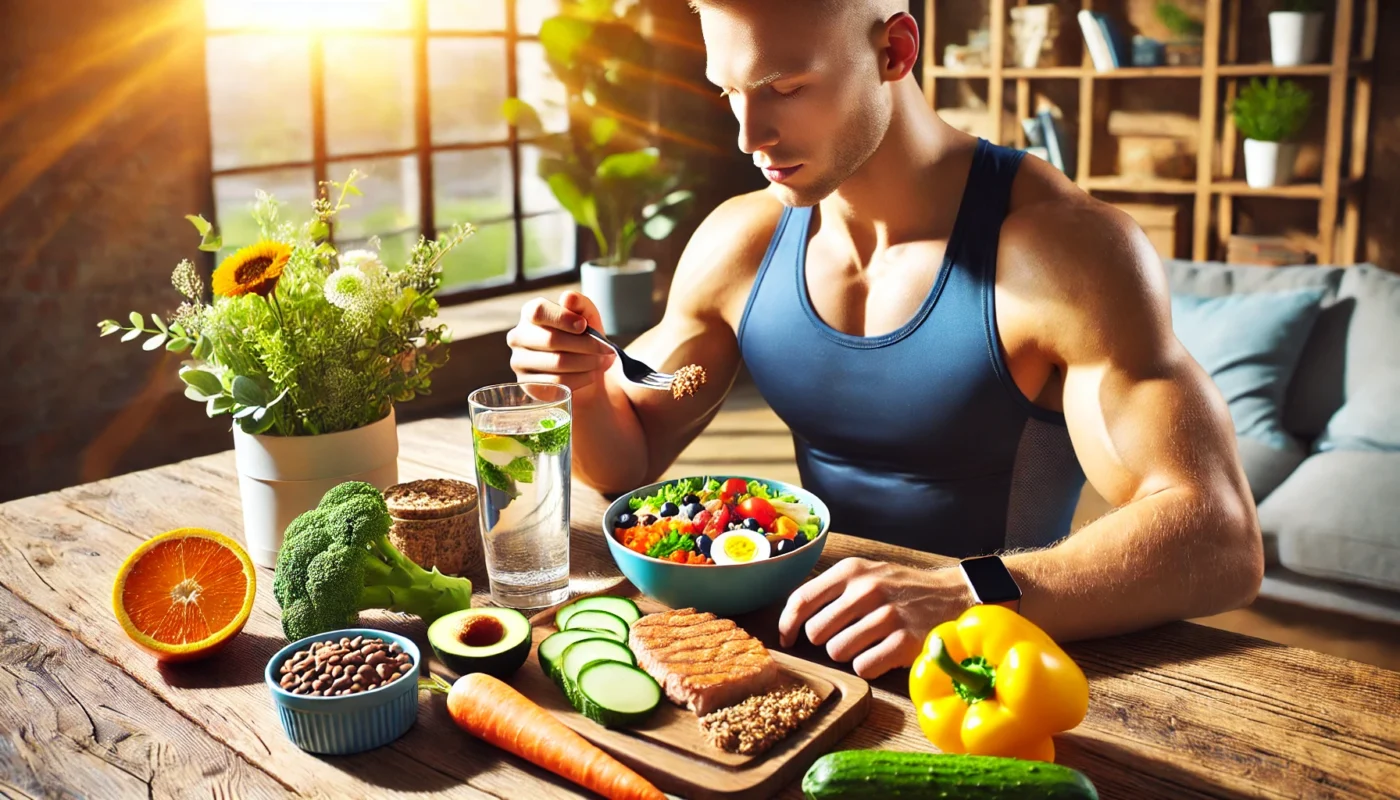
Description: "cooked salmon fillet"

(628, 608), (780, 715)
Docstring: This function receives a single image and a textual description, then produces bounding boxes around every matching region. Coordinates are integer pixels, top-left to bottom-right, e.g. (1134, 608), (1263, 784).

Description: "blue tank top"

(737, 140), (1085, 558)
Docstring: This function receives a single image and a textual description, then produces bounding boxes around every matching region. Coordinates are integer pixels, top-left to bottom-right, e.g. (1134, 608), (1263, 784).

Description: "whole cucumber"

(801, 751), (1098, 800)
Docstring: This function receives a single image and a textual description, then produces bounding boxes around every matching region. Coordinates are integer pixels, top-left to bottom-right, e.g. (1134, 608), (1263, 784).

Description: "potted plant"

(1270, 0), (1325, 66)
(98, 172), (472, 567)
(1230, 77), (1313, 188)
(504, 0), (693, 336)
(1155, 0), (1204, 66)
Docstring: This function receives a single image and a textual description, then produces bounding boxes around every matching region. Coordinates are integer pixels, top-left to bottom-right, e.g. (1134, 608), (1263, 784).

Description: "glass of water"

(468, 382), (572, 609)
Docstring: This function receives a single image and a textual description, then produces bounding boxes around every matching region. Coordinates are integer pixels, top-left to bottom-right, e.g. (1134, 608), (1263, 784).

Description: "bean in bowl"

(277, 634), (413, 697)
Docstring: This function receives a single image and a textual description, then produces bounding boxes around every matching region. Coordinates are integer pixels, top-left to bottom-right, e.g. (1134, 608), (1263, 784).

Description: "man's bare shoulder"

(668, 190), (787, 321)
(998, 160), (1174, 362)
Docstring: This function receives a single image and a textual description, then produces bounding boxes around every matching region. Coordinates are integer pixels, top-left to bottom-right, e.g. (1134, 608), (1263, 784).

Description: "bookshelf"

(921, 0), (1378, 264)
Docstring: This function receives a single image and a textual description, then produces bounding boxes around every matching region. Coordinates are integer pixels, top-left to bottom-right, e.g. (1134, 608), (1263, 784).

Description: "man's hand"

(778, 558), (973, 678)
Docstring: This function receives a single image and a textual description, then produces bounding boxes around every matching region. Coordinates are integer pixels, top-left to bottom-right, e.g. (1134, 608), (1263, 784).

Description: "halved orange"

(112, 527), (257, 663)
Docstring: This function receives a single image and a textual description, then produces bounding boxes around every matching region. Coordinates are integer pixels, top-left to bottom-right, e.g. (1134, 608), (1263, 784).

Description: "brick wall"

(0, 0), (226, 502)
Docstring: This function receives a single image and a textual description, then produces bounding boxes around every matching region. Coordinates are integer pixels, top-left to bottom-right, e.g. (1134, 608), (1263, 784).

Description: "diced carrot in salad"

(613, 477), (821, 564)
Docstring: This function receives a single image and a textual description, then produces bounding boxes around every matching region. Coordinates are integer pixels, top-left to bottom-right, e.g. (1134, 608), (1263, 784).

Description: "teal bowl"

(265, 627), (420, 755)
(602, 476), (829, 616)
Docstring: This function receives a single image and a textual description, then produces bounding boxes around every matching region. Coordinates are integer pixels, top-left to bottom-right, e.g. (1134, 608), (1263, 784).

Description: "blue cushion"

(1171, 288), (1327, 450)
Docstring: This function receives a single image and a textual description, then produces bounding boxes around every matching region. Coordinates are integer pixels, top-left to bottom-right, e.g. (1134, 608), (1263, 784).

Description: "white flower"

(339, 249), (386, 277)
(324, 266), (369, 311)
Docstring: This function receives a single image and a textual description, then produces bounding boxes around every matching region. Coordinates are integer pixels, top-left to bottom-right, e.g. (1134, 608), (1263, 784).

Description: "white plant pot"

(1269, 12), (1324, 67)
(580, 258), (657, 336)
(1243, 139), (1300, 189)
(232, 408), (399, 567)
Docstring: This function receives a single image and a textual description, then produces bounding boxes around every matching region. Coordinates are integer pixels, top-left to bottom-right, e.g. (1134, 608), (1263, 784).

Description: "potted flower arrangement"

(98, 172), (473, 567)
(505, 0), (693, 336)
(1231, 77), (1313, 188)
(1270, 0), (1325, 67)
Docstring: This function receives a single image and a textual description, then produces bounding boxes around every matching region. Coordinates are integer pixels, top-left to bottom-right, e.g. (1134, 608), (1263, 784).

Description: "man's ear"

(879, 12), (920, 81)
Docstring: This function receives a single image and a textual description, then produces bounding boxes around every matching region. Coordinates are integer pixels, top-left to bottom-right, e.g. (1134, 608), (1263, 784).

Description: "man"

(506, 0), (1263, 679)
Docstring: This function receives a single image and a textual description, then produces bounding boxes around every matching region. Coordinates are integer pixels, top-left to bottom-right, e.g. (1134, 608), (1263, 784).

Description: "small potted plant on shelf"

(504, 0), (693, 336)
(1155, 0), (1204, 66)
(1270, 0), (1325, 67)
(97, 172), (473, 567)
(1231, 77), (1313, 188)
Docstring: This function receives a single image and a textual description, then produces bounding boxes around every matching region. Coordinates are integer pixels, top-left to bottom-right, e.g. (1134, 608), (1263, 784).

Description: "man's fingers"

(511, 350), (611, 375)
(560, 290), (605, 333)
(822, 604), (897, 663)
(802, 586), (883, 648)
(851, 629), (922, 680)
(523, 296), (587, 333)
(779, 567), (850, 648)
(506, 323), (614, 356)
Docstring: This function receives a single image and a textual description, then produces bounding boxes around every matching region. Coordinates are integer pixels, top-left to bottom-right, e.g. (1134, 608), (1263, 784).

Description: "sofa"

(1163, 260), (1400, 624)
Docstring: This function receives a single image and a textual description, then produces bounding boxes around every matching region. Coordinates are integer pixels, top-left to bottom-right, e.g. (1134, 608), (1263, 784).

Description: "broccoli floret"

(272, 480), (475, 641)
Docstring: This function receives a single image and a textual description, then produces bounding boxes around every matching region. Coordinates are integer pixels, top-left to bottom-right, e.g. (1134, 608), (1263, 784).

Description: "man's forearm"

(1002, 487), (1263, 642)
(569, 373), (650, 494)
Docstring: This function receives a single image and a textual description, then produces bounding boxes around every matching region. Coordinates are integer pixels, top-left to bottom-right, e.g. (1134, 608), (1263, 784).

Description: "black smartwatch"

(958, 555), (1022, 612)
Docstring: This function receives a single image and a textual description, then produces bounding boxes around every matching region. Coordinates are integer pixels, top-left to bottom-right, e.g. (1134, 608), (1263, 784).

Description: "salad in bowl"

(602, 476), (829, 615)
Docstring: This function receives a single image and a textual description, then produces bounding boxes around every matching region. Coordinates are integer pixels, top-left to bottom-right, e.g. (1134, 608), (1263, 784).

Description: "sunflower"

(212, 241), (292, 298)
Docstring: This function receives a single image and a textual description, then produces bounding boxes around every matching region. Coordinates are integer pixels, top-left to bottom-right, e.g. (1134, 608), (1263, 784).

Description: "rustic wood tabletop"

(2, 416), (1397, 799)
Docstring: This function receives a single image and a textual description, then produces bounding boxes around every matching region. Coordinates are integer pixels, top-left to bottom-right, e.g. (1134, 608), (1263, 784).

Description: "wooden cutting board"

(509, 581), (872, 800)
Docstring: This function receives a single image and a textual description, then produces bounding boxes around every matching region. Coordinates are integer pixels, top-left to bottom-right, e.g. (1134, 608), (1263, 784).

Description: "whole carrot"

(426, 672), (666, 800)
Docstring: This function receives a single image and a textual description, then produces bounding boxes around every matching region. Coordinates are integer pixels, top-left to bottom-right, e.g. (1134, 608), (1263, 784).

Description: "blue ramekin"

(265, 627), (421, 755)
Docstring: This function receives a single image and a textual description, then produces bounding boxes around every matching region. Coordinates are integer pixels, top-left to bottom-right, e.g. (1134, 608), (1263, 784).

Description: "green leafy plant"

(98, 171), (474, 436)
(1155, 0), (1204, 39)
(504, 0), (694, 268)
(1230, 77), (1313, 142)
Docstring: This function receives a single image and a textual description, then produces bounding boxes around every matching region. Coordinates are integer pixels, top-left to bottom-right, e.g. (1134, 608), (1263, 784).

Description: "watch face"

(961, 556), (1021, 605)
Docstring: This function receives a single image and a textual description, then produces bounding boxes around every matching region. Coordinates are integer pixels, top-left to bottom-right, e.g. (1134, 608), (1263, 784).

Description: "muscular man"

(506, 0), (1263, 678)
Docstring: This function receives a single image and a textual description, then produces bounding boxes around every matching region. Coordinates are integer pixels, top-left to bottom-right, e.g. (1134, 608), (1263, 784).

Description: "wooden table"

(3, 417), (1398, 799)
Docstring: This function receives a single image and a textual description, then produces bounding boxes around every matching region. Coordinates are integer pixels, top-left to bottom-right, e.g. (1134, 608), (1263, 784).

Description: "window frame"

(203, 0), (583, 306)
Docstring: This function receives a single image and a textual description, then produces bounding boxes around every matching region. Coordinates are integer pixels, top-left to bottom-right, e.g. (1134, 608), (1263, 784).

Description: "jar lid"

(383, 478), (478, 521)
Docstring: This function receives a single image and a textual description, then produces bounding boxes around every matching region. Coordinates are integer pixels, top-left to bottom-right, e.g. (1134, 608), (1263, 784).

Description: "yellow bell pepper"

(908, 604), (1088, 763)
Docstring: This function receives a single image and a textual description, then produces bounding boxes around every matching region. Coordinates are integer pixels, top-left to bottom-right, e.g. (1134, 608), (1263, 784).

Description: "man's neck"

(817, 79), (973, 258)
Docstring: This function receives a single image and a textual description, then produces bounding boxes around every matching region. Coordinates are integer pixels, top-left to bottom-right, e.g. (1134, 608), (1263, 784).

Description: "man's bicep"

(1061, 348), (1240, 509)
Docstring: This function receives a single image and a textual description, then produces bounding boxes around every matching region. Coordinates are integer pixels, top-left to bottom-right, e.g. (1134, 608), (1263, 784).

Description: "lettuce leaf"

(629, 477), (703, 511)
(646, 532), (695, 559)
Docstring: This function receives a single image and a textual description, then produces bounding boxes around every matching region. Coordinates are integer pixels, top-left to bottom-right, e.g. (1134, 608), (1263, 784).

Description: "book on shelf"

(1076, 10), (1130, 72)
(1025, 110), (1076, 180)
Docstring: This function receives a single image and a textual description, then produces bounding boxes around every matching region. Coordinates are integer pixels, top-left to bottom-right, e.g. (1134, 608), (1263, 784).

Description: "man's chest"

(802, 240), (1063, 412)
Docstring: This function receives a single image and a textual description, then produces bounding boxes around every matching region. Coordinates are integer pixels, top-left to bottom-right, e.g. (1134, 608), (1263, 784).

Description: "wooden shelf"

(1212, 180), (1324, 198)
(1217, 63), (1333, 76)
(1081, 176), (1198, 194)
(922, 0), (1377, 263)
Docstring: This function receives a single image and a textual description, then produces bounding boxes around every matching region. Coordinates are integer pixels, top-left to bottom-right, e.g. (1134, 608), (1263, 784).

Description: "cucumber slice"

(576, 660), (661, 728)
(555, 595), (642, 629)
(563, 609), (629, 642)
(559, 639), (635, 709)
(538, 630), (614, 683)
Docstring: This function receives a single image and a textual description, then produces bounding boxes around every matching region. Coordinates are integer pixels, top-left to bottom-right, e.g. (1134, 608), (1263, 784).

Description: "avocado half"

(428, 607), (533, 679)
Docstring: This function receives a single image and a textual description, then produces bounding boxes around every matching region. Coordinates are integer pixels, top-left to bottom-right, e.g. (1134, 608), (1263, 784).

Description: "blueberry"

(792, 532), (808, 547)
(659, 502), (680, 518)
(695, 534), (713, 557)
(682, 502), (705, 520)
(775, 538), (797, 556)
(681, 493), (700, 506)
(638, 514), (658, 526)
(617, 512), (638, 530)
(742, 517), (764, 532)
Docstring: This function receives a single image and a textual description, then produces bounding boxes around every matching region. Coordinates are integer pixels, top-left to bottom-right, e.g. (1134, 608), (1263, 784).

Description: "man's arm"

(508, 192), (781, 494)
(996, 199), (1264, 639)
(778, 194), (1263, 677)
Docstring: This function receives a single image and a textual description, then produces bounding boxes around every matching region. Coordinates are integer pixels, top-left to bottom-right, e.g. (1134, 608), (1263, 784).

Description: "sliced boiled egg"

(710, 530), (771, 565)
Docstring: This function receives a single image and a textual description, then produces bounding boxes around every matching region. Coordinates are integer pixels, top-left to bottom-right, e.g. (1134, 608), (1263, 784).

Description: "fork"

(584, 326), (674, 391)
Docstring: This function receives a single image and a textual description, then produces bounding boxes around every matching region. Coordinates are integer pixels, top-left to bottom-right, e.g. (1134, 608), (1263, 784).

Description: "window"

(204, 0), (579, 303)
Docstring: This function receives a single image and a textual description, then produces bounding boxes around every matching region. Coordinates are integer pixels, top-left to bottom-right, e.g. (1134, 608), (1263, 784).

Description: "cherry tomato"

(737, 497), (777, 529)
(720, 478), (749, 504)
(693, 510), (712, 530)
